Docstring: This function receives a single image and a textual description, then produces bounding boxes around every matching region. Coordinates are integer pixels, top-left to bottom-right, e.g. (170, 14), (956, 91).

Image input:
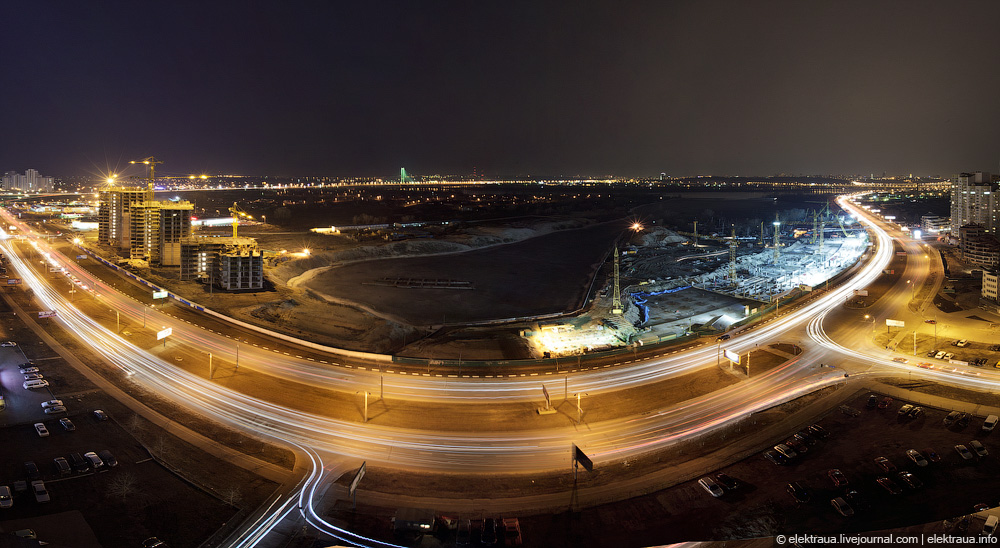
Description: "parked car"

(501, 517), (522, 546)
(715, 473), (739, 490)
(897, 471), (923, 489)
(786, 481), (811, 503)
(925, 448), (941, 462)
(807, 424), (829, 438)
(34, 423), (48, 437)
(97, 450), (118, 468)
(774, 444), (798, 459)
(31, 480), (49, 503)
(866, 394), (878, 408)
(828, 469), (849, 487)
(908, 406), (924, 419)
(906, 449), (929, 467)
(0, 485), (12, 508)
(958, 413), (971, 428)
(764, 450), (788, 465)
(455, 519), (471, 547)
(831, 496), (855, 517)
(23, 380), (49, 390)
(698, 476), (724, 497)
(793, 431), (815, 445)
(69, 452), (89, 473)
(876, 476), (902, 495)
(23, 373), (43, 381)
(53, 457), (71, 476)
(955, 444), (975, 460)
(944, 411), (962, 426)
(0, 341), (17, 347)
(897, 404), (914, 417)
(19, 366), (38, 374)
(935, 351), (946, 359)
(984, 515), (999, 536)
(874, 456), (896, 473)
(480, 518), (497, 547)
(878, 397), (893, 409)
(83, 452), (103, 470)
(784, 438), (808, 454)
(43, 405), (66, 415)
(59, 418), (75, 431)
(984, 415), (999, 433)
(955, 339), (969, 347)
(92, 409), (108, 421)
(41, 400), (63, 409)
(24, 462), (39, 481)
(970, 440), (988, 457)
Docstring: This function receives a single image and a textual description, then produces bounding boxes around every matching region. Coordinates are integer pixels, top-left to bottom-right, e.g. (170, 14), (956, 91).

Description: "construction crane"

(229, 202), (252, 238)
(129, 156), (163, 192)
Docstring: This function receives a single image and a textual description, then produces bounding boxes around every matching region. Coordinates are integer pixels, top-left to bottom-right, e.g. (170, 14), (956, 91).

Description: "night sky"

(3, 1), (1000, 179)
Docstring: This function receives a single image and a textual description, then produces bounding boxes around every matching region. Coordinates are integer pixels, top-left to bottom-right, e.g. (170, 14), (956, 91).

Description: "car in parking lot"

(906, 449), (929, 467)
(878, 397), (893, 409)
(22, 373), (43, 381)
(59, 418), (75, 431)
(970, 440), (988, 457)
(908, 406), (924, 419)
(786, 481), (811, 503)
(866, 394), (878, 408)
(793, 430), (815, 445)
(34, 423), (48, 437)
(24, 462), (40, 481)
(784, 438), (808, 454)
(807, 424), (829, 438)
(925, 448), (941, 462)
(984, 415), (999, 433)
(97, 450), (118, 468)
(0, 341), (17, 347)
(957, 413), (971, 427)
(41, 400), (63, 409)
(23, 380), (49, 390)
(831, 496), (855, 516)
(874, 456), (896, 472)
(955, 444), (975, 460)
(774, 444), (798, 459)
(897, 471), (923, 489)
(698, 476), (724, 497)
(984, 515), (999, 536)
(828, 469), (849, 487)
(714, 473), (738, 490)
(0, 485), (12, 508)
(43, 405), (66, 415)
(955, 339), (969, 347)
(934, 351), (946, 359)
(83, 452), (103, 470)
(19, 366), (38, 374)
(31, 480), (49, 503)
(898, 404), (914, 417)
(944, 411), (962, 426)
(53, 457), (71, 476)
(69, 453), (88, 473)
(92, 409), (108, 421)
(876, 476), (902, 495)
(764, 450), (789, 465)
(142, 537), (168, 548)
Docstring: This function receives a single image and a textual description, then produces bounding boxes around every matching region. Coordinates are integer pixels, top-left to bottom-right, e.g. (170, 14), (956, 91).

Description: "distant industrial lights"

(631, 222), (643, 231)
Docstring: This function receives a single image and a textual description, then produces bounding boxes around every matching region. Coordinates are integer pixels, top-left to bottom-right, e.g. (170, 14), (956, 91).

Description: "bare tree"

(220, 485), (243, 507)
(106, 471), (138, 504)
(125, 413), (144, 434)
(150, 434), (169, 458)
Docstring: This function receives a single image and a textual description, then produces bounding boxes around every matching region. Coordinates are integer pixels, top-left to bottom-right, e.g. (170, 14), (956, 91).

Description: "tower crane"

(229, 202), (252, 238)
(129, 156), (163, 192)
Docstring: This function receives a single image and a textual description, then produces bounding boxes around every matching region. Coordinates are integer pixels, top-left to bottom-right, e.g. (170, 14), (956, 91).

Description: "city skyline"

(3, 2), (1000, 178)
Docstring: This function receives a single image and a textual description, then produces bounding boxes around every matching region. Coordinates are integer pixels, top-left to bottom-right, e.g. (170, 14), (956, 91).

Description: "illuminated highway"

(2, 193), (990, 547)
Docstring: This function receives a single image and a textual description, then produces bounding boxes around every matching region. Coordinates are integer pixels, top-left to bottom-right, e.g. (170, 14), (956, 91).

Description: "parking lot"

(521, 389), (1000, 547)
(0, 297), (257, 547)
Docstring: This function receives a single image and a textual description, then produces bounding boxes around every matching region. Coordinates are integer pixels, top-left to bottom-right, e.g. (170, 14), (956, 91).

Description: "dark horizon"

(3, 1), (1000, 179)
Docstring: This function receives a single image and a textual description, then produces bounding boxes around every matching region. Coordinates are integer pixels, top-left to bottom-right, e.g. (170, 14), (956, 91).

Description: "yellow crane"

(229, 202), (252, 238)
(128, 156), (163, 192)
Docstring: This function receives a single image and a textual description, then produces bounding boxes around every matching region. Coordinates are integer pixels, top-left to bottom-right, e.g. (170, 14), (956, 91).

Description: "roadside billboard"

(724, 349), (740, 363)
(886, 319), (905, 328)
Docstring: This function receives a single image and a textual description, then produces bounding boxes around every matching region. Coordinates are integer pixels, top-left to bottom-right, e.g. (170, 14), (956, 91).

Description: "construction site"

(524, 205), (869, 357)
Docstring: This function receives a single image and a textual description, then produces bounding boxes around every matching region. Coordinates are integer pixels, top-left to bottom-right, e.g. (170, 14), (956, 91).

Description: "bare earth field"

(295, 221), (624, 326)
